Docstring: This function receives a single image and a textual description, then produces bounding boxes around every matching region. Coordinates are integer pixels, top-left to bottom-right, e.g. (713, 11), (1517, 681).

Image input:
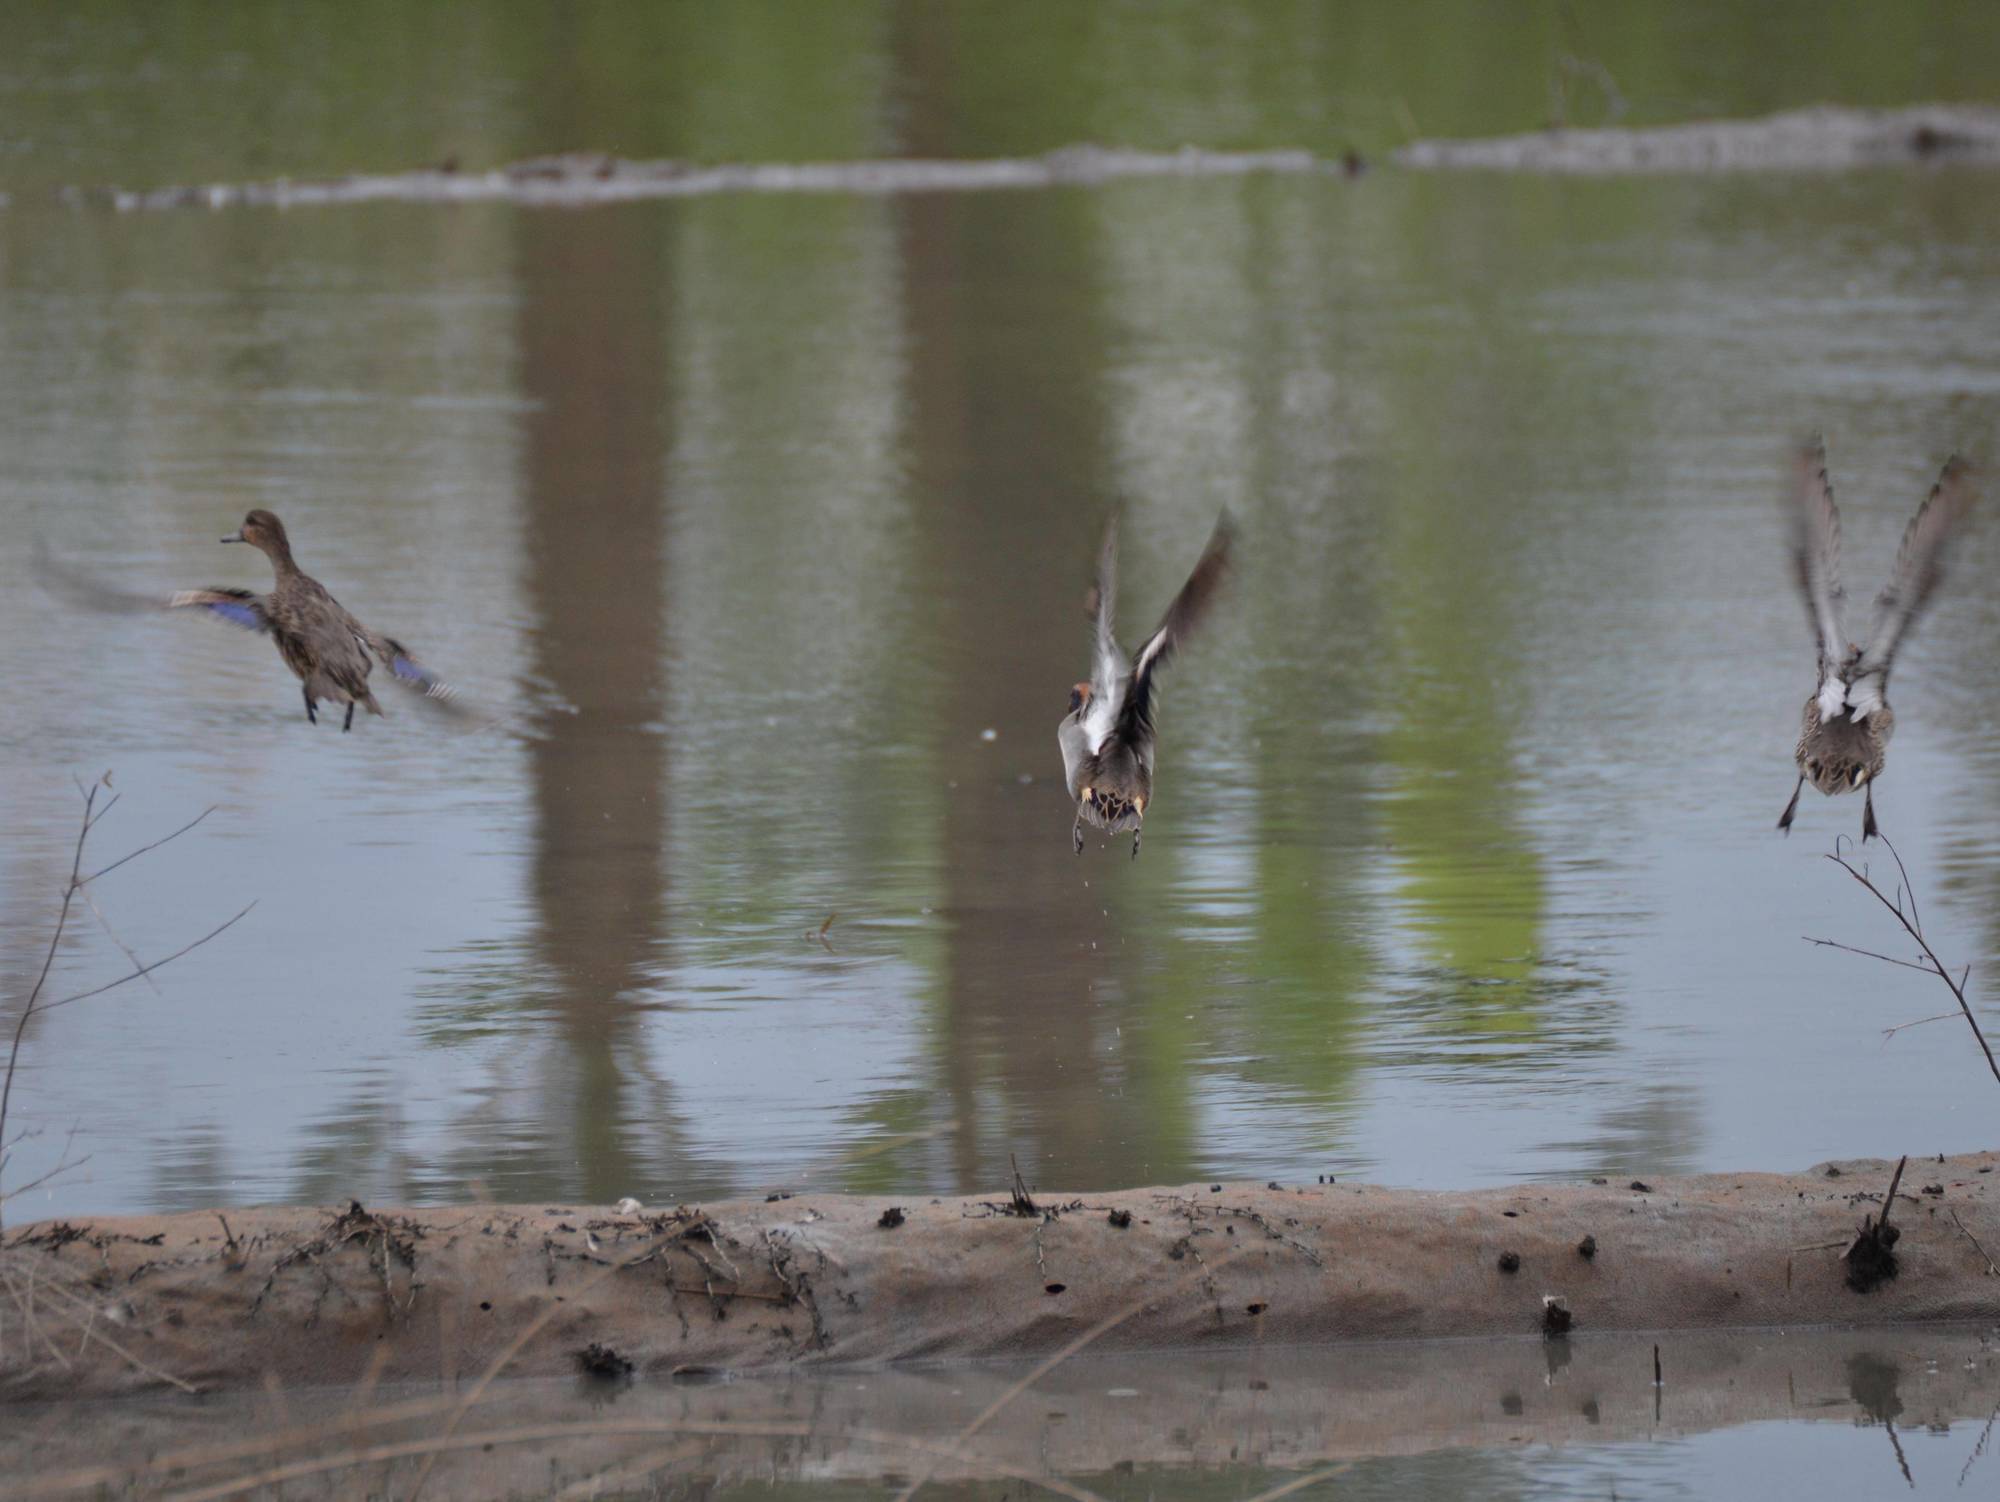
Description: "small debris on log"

(1542, 1295), (1574, 1337)
(1844, 1156), (1908, 1294)
(576, 1342), (633, 1378)
(877, 1207), (905, 1229)
(1498, 1251), (1521, 1273)
(1007, 1156), (1039, 1217)
(1577, 1235), (1598, 1260)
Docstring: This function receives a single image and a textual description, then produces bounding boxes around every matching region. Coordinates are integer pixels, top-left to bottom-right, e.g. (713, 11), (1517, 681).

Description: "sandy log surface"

(1393, 103), (2000, 172)
(2, 1154), (1996, 1403)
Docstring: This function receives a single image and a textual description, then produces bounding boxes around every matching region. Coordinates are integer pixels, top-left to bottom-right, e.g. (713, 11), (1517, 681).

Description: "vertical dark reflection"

(514, 201), (674, 1202)
(896, 5), (1189, 1189)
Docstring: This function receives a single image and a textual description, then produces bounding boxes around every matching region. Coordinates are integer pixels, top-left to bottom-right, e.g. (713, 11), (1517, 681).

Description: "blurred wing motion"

(1116, 509), (1237, 744)
(1784, 440), (1848, 721)
(1081, 515), (1129, 753)
(356, 624), (465, 711)
(38, 541), (273, 632)
(168, 588), (269, 632)
(1850, 454), (1978, 716)
(38, 539), (474, 719)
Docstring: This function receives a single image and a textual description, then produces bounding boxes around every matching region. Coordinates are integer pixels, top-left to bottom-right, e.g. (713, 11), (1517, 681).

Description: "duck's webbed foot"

(302, 687), (317, 725)
(1776, 775), (1803, 834)
(343, 701), (355, 733)
(1130, 825), (1142, 861)
(1072, 810), (1085, 856)
(1861, 781), (1879, 843)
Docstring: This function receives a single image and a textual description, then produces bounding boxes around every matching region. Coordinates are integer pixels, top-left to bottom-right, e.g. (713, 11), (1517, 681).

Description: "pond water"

(4, 2), (2000, 1226)
(12, 1327), (2000, 1500)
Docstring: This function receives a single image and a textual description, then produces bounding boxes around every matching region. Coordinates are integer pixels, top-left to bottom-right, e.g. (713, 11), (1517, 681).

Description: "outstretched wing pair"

(1786, 440), (1975, 724)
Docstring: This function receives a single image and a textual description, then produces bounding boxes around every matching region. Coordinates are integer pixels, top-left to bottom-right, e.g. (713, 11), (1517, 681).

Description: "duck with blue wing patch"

(1777, 441), (1978, 841)
(1058, 510), (1234, 858)
(44, 510), (464, 731)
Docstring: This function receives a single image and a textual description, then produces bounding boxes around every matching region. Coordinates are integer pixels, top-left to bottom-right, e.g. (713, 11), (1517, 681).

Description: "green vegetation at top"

(3, 0), (1996, 194)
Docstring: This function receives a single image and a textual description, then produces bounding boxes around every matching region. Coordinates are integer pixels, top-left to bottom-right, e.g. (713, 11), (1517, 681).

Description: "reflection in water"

(1379, 418), (1548, 1037)
(13, 1328), (1997, 1500)
(510, 203), (677, 1203)
(898, 179), (1181, 1191)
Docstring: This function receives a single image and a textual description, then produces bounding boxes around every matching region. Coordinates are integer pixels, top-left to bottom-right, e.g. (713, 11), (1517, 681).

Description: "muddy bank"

(1394, 103), (2000, 173)
(2, 1155), (1996, 1402)
(10, 1328), (1996, 1500)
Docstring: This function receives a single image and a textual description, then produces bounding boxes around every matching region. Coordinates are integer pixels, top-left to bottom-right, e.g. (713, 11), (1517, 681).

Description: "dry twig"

(2, 780), (248, 1224)
(1806, 836), (2000, 1088)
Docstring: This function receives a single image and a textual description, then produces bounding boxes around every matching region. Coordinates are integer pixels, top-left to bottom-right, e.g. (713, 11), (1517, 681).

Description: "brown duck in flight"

(1057, 511), (1234, 858)
(157, 510), (458, 730)
(1778, 441), (1977, 841)
(43, 510), (458, 728)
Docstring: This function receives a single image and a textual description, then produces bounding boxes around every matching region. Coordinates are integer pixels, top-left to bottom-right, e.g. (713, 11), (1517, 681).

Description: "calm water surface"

(3, 6), (2000, 1220)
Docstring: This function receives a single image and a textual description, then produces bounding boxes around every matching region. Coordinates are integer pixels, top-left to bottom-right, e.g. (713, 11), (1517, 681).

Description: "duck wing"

(1115, 509), (1236, 749)
(35, 540), (274, 632)
(1080, 514), (1130, 754)
(1849, 454), (1978, 717)
(346, 615), (463, 708)
(168, 588), (270, 633)
(1783, 440), (1849, 721)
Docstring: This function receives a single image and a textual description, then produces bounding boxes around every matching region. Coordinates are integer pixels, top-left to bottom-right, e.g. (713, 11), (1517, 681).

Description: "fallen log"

(3, 1154), (1996, 1401)
(1393, 103), (2000, 172)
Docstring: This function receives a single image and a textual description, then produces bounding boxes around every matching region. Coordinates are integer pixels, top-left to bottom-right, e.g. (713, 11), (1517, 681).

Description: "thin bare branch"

(1243, 1463), (1359, 1502)
(1949, 1209), (1999, 1277)
(41, 902), (255, 1013)
(118, 1420), (1111, 1502)
(80, 805), (216, 887)
(81, 883), (161, 996)
(1823, 845), (2000, 1088)
(2, 788), (244, 1226)
(0, 1126), (88, 1203)
(892, 1242), (1254, 1502)
(404, 1229), (684, 1502)
(1804, 936), (1939, 976)
(82, 792), (121, 832)
(0, 787), (97, 1222)
(1882, 835), (1921, 936)
(14, 1268), (197, 1392)
(1881, 1011), (1965, 1040)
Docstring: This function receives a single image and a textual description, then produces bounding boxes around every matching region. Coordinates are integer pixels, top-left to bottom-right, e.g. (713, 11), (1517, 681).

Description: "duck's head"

(223, 509), (292, 560)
